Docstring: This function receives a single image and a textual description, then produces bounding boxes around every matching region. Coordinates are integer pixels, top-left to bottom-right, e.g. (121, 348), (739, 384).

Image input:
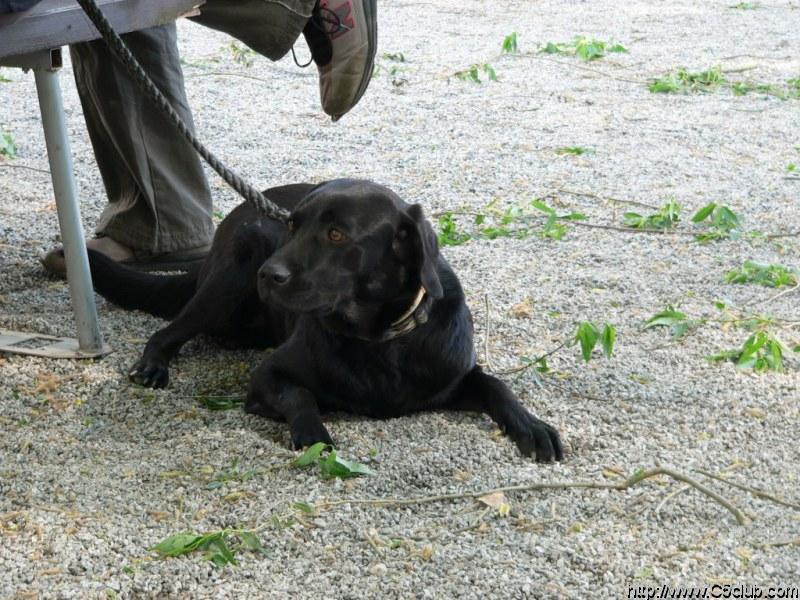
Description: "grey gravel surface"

(2, 0), (800, 598)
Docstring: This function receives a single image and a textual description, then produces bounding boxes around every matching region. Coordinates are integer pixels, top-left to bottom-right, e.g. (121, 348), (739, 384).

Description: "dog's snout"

(261, 263), (292, 285)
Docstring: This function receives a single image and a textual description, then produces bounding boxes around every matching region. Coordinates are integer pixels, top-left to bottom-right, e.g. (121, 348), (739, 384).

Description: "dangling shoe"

(301, 0), (377, 121)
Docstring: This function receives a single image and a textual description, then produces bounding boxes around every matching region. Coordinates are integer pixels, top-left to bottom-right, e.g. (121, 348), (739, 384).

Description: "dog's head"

(257, 179), (443, 341)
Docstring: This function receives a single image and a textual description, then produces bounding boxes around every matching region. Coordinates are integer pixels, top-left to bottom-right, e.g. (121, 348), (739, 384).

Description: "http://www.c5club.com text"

(628, 584), (800, 599)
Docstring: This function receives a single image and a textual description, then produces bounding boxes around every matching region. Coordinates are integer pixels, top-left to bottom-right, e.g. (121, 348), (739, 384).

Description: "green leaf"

(574, 37), (607, 61)
(671, 322), (690, 339)
(766, 340), (784, 372)
(643, 308), (687, 329)
(623, 212), (644, 227)
(453, 63), (496, 83)
(691, 203), (741, 242)
(240, 531), (271, 558)
(150, 533), (206, 557)
(197, 395), (245, 411)
(292, 502), (315, 514)
(708, 350), (738, 363)
(204, 536), (237, 567)
(0, 131), (16, 159)
(437, 213), (471, 246)
(292, 442), (329, 467)
(623, 201), (681, 230)
(239, 531), (260, 549)
(634, 566), (654, 579)
(383, 52), (405, 62)
(540, 213), (567, 240)
(539, 42), (567, 55)
(711, 331), (789, 373)
(560, 212), (587, 221)
(715, 206), (740, 229)
(502, 32), (519, 54)
(600, 324), (616, 358)
(534, 357), (550, 373)
(575, 322), (599, 362)
(724, 261), (798, 288)
(556, 146), (589, 155)
(319, 450), (374, 480)
(531, 199), (554, 214)
(692, 202), (717, 222)
(648, 76), (681, 93)
(481, 226), (514, 239)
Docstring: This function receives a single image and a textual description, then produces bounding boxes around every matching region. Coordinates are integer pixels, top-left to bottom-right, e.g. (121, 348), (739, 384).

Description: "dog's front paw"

(128, 357), (169, 389)
(506, 413), (564, 462)
(290, 414), (334, 450)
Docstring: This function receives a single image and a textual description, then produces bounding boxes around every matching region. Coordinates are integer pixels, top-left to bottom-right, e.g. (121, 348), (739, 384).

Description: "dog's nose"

(261, 263), (292, 285)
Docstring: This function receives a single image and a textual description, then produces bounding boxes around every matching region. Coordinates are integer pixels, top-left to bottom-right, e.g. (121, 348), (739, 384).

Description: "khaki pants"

(70, 0), (315, 254)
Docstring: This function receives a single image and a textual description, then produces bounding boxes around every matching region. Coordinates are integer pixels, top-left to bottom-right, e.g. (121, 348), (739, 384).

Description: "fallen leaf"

(509, 297), (533, 319)
(33, 373), (60, 394)
(744, 407), (766, 419)
(634, 566), (653, 579)
(453, 469), (471, 482)
(222, 491), (254, 503)
(420, 544), (433, 561)
(477, 492), (507, 509)
(567, 522), (584, 534)
(158, 470), (187, 479)
(735, 547), (752, 562)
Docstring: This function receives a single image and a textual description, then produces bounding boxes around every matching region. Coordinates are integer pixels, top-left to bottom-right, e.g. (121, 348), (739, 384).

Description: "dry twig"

(741, 283), (800, 309)
(554, 187), (659, 211)
(694, 469), (800, 510)
(754, 538), (800, 549)
(305, 467), (747, 525)
(494, 341), (565, 376)
(526, 54), (644, 84)
(0, 163), (50, 175)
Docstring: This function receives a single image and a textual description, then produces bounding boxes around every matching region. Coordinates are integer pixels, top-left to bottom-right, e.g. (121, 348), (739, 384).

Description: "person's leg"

(189, 0), (315, 61)
(69, 23), (214, 257)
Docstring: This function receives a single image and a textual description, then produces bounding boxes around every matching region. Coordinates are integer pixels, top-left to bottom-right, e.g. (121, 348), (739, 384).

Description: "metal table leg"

(0, 49), (110, 358)
(34, 58), (110, 356)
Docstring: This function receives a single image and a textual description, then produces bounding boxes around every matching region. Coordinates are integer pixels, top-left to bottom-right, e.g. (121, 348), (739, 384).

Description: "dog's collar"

(382, 286), (427, 341)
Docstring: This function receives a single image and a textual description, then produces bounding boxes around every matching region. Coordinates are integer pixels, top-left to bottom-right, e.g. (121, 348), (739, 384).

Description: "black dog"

(88, 180), (563, 461)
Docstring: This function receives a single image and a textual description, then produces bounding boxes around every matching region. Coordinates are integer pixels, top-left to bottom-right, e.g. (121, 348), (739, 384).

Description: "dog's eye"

(328, 228), (346, 243)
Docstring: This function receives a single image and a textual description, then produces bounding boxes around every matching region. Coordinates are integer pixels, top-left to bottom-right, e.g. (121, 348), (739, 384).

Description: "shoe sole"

(126, 255), (206, 273)
(41, 249), (207, 278)
(333, 0), (377, 121)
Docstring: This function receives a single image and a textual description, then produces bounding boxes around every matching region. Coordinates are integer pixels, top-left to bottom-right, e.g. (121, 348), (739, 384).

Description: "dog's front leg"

(448, 366), (564, 462)
(246, 358), (333, 449)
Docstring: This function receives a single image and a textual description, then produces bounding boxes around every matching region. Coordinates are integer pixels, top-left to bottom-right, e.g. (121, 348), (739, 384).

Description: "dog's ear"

(395, 204), (443, 299)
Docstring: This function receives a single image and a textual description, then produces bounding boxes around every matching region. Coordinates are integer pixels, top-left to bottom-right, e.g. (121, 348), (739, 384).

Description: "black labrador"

(88, 179), (563, 461)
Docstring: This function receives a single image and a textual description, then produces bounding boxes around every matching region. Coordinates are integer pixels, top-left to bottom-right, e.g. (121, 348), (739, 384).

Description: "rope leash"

(75, 0), (291, 223)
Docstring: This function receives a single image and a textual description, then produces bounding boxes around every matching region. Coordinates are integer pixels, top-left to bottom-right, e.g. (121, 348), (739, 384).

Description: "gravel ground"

(2, 1), (800, 598)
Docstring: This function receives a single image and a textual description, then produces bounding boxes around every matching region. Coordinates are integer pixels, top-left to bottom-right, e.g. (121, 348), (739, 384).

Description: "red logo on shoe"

(321, 0), (354, 40)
